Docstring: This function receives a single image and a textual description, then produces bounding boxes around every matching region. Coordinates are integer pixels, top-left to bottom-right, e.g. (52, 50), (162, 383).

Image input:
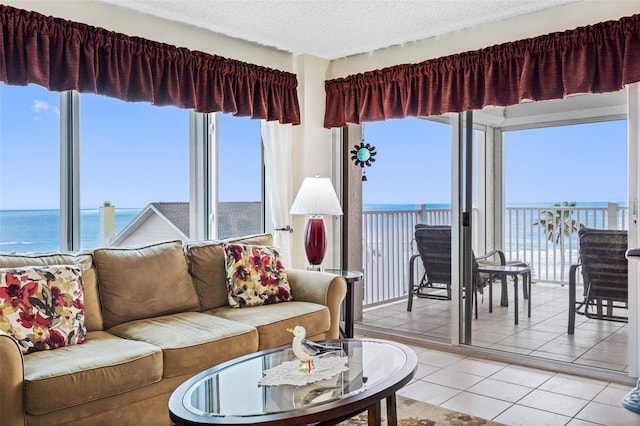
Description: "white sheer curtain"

(261, 120), (293, 264)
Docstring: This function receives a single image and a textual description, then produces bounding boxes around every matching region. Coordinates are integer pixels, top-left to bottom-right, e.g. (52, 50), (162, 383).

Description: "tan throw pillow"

(223, 243), (292, 308)
(0, 265), (86, 354)
(93, 240), (200, 329)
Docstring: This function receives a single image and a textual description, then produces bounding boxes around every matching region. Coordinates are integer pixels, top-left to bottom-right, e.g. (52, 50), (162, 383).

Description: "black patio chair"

(568, 228), (628, 334)
(406, 224), (512, 317)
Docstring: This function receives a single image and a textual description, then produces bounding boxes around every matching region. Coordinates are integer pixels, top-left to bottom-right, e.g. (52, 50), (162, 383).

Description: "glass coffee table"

(168, 338), (417, 425)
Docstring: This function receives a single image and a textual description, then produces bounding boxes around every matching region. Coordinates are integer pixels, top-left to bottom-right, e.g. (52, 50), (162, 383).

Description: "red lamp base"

(304, 216), (327, 270)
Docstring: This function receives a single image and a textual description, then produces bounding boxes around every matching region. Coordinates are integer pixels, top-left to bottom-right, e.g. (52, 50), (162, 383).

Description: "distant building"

(109, 202), (262, 247)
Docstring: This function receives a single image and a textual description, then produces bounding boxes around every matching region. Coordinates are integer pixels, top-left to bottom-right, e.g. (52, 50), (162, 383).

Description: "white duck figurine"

(287, 326), (341, 372)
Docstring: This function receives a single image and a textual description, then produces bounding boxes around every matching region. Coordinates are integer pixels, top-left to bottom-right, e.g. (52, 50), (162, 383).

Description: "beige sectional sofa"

(0, 234), (346, 426)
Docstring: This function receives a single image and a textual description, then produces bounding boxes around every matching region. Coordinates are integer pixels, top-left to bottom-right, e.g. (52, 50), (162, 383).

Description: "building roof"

(150, 202), (190, 236)
(110, 201), (263, 246)
(217, 202), (263, 239)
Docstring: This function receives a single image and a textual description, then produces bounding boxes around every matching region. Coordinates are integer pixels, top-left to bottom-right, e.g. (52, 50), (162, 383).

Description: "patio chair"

(568, 228), (628, 334)
(406, 224), (512, 316)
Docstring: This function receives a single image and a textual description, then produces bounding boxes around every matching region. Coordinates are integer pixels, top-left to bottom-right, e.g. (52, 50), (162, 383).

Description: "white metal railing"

(504, 203), (627, 283)
(362, 203), (627, 305)
(362, 205), (451, 305)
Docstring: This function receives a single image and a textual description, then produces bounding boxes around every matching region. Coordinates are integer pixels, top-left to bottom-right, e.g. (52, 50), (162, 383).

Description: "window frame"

(54, 91), (264, 252)
(59, 91), (79, 251)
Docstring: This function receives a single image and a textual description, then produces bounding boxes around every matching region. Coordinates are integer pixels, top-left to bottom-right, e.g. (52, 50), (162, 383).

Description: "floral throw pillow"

(223, 243), (292, 308)
(0, 265), (86, 354)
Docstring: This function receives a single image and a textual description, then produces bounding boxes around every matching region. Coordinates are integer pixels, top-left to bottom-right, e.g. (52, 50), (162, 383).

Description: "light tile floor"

(358, 281), (629, 372)
(393, 343), (640, 425)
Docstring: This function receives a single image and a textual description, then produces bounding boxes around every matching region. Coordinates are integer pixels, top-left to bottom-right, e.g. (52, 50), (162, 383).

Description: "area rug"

(337, 395), (504, 426)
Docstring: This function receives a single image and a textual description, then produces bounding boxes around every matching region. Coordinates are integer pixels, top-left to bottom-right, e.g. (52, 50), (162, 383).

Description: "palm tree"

(534, 201), (585, 282)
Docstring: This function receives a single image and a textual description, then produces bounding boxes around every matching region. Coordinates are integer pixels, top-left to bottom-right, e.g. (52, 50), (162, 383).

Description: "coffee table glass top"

(180, 339), (409, 419)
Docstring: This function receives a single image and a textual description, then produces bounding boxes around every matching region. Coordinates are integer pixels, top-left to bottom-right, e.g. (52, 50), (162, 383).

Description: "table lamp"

(290, 176), (343, 270)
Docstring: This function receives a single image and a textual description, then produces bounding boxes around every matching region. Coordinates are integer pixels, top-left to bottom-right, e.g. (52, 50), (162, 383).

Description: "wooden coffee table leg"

(386, 393), (398, 426)
(368, 400), (382, 426)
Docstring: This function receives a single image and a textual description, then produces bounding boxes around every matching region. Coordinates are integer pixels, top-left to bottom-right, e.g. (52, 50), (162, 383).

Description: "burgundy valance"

(0, 5), (300, 124)
(325, 14), (640, 128)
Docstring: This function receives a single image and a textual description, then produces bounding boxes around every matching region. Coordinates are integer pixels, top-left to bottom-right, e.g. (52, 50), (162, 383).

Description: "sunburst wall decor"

(350, 142), (377, 181)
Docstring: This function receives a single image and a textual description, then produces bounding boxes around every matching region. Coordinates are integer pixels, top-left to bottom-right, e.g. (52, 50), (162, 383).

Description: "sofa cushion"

(108, 311), (259, 378)
(0, 265), (86, 353)
(224, 243), (292, 308)
(206, 301), (330, 350)
(0, 252), (102, 331)
(23, 330), (162, 415)
(184, 234), (273, 310)
(93, 240), (200, 329)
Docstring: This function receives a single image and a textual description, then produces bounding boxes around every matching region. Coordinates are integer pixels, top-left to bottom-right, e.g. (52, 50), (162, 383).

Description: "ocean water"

(0, 209), (141, 254)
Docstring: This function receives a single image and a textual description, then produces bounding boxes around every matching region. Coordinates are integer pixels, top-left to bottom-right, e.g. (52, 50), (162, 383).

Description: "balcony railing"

(504, 203), (627, 284)
(362, 205), (450, 305)
(362, 203), (627, 306)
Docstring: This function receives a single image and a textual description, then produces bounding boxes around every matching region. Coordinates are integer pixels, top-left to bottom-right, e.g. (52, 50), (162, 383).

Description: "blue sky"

(0, 84), (261, 210)
(0, 84), (628, 210)
(363, 117), (627, 205)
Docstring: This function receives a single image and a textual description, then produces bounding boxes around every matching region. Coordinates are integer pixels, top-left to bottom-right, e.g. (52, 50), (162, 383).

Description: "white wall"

(290, 54), (335, 269)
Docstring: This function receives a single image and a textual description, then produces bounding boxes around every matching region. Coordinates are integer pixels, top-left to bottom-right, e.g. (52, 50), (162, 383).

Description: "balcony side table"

(324, 269), (363, 339)
(476, 264), (531, 325)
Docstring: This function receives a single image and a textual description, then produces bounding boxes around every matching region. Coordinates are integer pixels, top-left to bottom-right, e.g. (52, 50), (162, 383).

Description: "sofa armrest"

(287, 269), (347, 339)
(0, 330), (25, 426)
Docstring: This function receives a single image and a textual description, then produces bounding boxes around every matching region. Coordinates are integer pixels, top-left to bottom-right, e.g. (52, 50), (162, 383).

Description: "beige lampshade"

(290, 176), (343, 216)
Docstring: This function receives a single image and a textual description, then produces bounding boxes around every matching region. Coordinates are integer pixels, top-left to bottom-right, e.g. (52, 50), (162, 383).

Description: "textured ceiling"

(96, 0), (576, 59)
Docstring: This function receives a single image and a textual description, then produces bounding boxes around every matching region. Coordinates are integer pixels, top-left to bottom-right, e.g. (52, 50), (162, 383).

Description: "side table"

(476, 264), (531, 325)
(324, 269), (363, 338)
